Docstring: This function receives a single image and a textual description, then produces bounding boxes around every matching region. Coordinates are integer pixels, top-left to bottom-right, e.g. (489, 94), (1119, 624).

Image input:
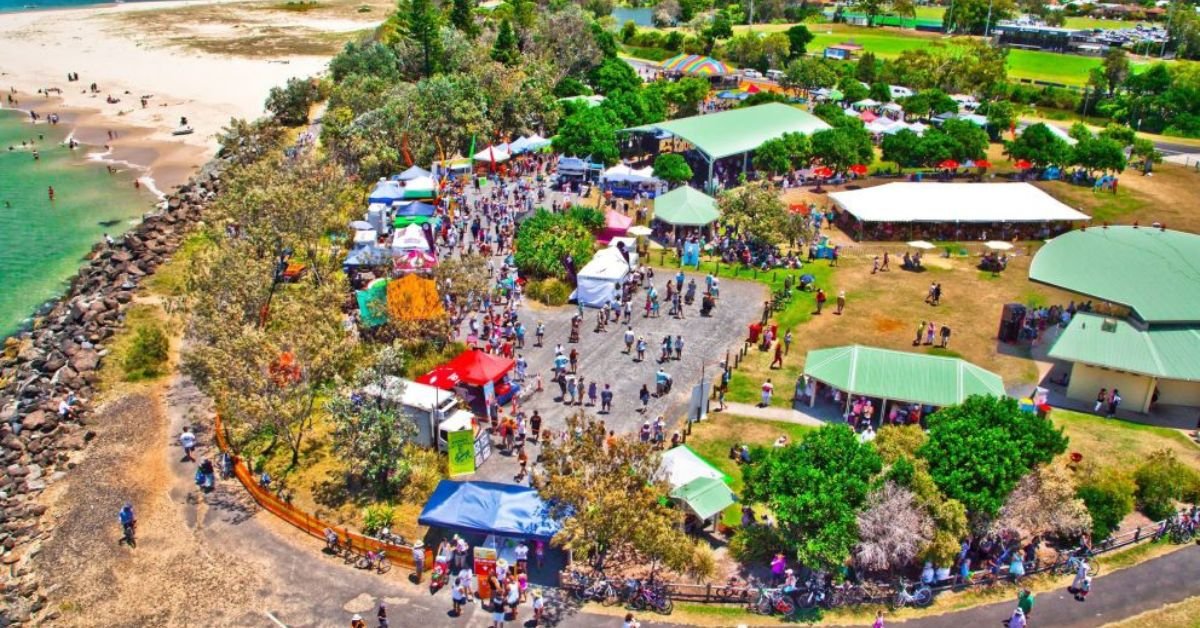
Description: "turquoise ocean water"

(0, 109), (155, 338)
(0, 0), (162, 12)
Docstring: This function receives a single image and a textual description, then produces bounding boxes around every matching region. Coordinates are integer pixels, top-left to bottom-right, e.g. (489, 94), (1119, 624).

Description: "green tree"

(601, 88), (665, 126)
(652, 152), (693, 187)
(265, 77), (324, 126)
(901, 88), (957, 119)
(1077, 465), (1136, 540)
(327, 347), (419, 494)
(919, 396), (1068, 518)
(942, 0), (1014, 34)
(868, 81), (891, 103)
(403, 0), (443, 77)
(329, 41), (401, 82)
(982, 99), (1016, 139)
(857, 52), (879, 84)
(621, 19), (638, 43)
(718, 180), (790, 246)
(449, 0), (479, 39)
(122, 322), (170, 380)
(856, 0), (885, 26)
(839, 78), (870, 105)
(703, 12), (733, 53)
(537, 413), (713, 577)
(810, 126), (875, 174)
(782, 57), (838, 95)
(1133, 450), (1200, 520)
(553, 106), (620, 164)
(1101, 47), (1131, 97)
(492, 18), (520, 66)
(742, 425), (883, 569)
(892, 0), (917, 24)
(1004, 122), (1072, 168)
(786, 24), (814, 60)
(514, 209), (598, 277)
(1071, 135), (1127, 174)
(589, 57), (642, 95)
(881, 128), (924, 167)
(662, 77), (711, 116)
(1131, 137), (1163, 174)
(939, 118), (989, 161)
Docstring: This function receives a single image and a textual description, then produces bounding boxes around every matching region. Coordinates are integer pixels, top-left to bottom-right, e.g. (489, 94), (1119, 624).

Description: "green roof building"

(624, 103), (831, 191)
(1030, 226), (1200, 412)
(802, 344), (1006, 411)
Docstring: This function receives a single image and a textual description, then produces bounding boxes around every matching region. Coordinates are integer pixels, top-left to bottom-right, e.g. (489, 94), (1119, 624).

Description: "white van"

(743, 69), (762, 79)
(766, 69), (784, 82)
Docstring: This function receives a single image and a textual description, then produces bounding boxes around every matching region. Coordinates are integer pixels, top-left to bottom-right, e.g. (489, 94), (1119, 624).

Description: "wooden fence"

(557, 518), (1173, 605)
(212, 414), (430, 571)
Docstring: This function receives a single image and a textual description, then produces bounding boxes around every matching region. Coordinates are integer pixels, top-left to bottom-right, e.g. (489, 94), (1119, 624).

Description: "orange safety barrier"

(213, 414), (431, 571)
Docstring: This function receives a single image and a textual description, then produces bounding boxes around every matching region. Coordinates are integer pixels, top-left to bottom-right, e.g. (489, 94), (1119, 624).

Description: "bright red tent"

(973, 160), (992, 169)
(938, 159), (960, 170)
(436, 349), (515, 387)
(849, 164), (868, 176)
(417, 364), (462, 390)
(812, 166), (833, 179)
(746, 83), (761, 94)
(1014, 159), (1033, 170)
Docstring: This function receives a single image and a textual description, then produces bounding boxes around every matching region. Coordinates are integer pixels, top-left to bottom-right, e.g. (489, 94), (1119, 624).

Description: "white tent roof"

(363, 376), (460, 411)
(578, 247), (630, 280)
(658, 445), (727, 490)
(881, 102), (904, 112)
(867, 119), (905, 134)
(473, 144), (511, 162)
(391, 224), (430, 250)
(829, 182), (1092, 224)
(852, 98), (880, 108)
(602, 164), (659, 184)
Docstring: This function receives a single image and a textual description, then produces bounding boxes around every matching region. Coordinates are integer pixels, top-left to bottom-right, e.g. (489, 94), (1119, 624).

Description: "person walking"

(761, 379), (774, 407)
(1007, 607), (1026, 628)
(1106, 389), (1122, 418)
(1094, 388), (1107, 413)
(350, 614), (366, 628)
(600, 384), (613, 413)
(836, 290), (846, 315)
(770, 341), (783, 369)
(1068, 557), (1089, 597)
(673, 335), (683, 360)
(180, 427), (196, 462)
(639, 385), (651, 413)
(770, 553), (787, 585)
(815, 288), (827, 314)
(914, 320), (925, 346)
(451, 576), (467, 616)
(635, 336), (646, 362)
(783, 330), (793, 355)
(622, 612), (641, 628)
(587, 381), (598, 407)
(411, 541), (426, 584)
(1017, 588), (1034, 620)
(377, 603), (388, 628)
(873, 609), (885, 628)
(535, 321), (544, 347)
(624, 327), (635, 353)
(939, 324), (951, 348)
(531, 589), (545, 626)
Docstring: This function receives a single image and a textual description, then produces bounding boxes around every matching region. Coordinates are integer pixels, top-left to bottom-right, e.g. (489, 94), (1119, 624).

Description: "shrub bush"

(362, 504), (395, 535)
(1133, 450), (1200, 521)
(527, 278), (572, 306)
(1076, 467), (1136, 540)
(728, 522), (789, 565)
(122, 322), (170, 380)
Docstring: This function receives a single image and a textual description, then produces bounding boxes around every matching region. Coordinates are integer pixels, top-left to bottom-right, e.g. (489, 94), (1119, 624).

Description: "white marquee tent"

(473, 144), (512, 163)
(574, 247), (631, 307)
(829, 182), (1092, 224)
(601, 164), (660, 184)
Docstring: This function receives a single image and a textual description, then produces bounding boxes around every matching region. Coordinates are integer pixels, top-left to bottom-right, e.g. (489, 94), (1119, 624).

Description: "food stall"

(417, 350), (520, 415)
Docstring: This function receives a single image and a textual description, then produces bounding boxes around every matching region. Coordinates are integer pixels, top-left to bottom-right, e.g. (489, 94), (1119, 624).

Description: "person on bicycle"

(118, 502), (136, 543)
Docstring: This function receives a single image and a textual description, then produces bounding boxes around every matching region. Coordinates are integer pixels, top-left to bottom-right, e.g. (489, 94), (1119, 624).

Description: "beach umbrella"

(907, 240), (936, 250)
(1014, 159), (1033, 170)
(849, 164), (868, 176)
(985, 241), (1014, 251)
(938, 159), (960, 170)
(974, 160), (993, 169)
(627, 225), (653, 236)
(812, 166), (834, 179)
(349, 220), (373, 230)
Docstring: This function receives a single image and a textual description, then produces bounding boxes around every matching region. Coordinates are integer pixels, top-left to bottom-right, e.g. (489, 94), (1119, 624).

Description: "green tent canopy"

(652, 186), (719, 227)
(670, 476), (737, 521)
(803, 344), (1005, 407)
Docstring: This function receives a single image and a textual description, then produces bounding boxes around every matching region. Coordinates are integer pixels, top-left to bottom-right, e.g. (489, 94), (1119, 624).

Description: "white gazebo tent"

(601, 164), (660, 184)
(573, 247), (631, 307)
(829, 182), (1092, 224)
(473, 144), (512, 163)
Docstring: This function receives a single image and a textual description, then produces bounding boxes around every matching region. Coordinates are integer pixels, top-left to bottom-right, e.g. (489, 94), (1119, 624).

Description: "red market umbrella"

(849, 164), (868, 176)
(938, 159), (960, 170)
(812, 166), (834, 179)
(974, 160), (992, 169)
(416, 365), (461, 390)
(1014, 159), (1032, 170)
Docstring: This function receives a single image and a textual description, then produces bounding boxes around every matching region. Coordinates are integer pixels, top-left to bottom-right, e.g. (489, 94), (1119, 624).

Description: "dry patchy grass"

(1050, 408), (1200, 475)
(1105, 595), (1200, 628)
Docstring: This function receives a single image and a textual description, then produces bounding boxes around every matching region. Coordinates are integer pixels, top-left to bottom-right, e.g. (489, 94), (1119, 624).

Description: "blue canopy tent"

(418, 480), (562, 541)
(368, 179), (406, 205)
(392, 201), (439, 228)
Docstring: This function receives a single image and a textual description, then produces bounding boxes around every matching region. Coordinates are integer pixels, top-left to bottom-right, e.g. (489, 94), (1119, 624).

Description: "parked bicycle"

(355, 549), (391, 574)
(1053, 551), (1101, 577)
(796, 576), (829, 610)
(748, 584), (795, 617)
(626, 579), (674, 615)
(581, 574), (623, 606)
(891, 578), (933, 609)
(715, 575), (752, 602)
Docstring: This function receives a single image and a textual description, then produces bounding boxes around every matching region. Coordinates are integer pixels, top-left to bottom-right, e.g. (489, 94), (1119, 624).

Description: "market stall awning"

(438, 349), (515, 387)
(652, 186), (719, 227)
(419, 480), (562, 541)
(659, 54), (733, 75)
(397, 165), (432, 181)
(803, 344), (1005, 407)
(671, 476), (736, 521)
(658, 444), (731, 489)
(829, 182), (1091, 224)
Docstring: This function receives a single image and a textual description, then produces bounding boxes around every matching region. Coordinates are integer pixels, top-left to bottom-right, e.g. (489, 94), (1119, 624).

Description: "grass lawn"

(686, 412), (817, 525)
(1106, 595), (1200, 628)
(1034, 162), (1200, 233)
(807, 23), (941, 58)
(1007, 49), (1103, 86)
(1049, 408), (1200, 474)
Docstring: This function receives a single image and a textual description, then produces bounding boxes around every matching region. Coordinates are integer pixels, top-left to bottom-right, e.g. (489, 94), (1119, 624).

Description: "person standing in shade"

(451, 576), (467, 616)
(1106, 389), (1121, 417)
(1094, 388), (1107, 413)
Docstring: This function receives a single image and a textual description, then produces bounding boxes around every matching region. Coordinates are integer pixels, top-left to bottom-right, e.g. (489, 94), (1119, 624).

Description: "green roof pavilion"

(670, 476), (737, 521)
(1049, 313), (1200, 382)
(652, 186), (719, 227)
(803, 345), (1005, 408)
(625, 103), (831, 190)
(1030, 226), (1200, 325)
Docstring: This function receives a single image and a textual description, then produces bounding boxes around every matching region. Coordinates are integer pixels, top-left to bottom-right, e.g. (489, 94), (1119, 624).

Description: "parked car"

(743, 69), (762, 79)
(765, 69), (784, 82)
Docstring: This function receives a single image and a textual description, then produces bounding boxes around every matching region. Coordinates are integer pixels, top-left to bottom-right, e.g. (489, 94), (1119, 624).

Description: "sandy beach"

(0, 0), (385, 190)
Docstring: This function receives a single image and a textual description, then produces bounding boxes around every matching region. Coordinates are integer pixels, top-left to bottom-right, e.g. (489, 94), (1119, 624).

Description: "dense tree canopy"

(653, 153), (694, 186)
(1005, 123), (1072, 168)
(742, 425), (883, 569)
(513, 209), (597, 278)
(810, 125), (875, 174)
(920, 396), (1068, 518)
